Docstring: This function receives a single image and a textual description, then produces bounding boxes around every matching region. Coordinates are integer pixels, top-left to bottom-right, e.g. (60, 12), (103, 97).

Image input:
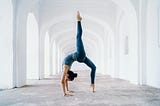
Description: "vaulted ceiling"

(38, 0), (121, 58)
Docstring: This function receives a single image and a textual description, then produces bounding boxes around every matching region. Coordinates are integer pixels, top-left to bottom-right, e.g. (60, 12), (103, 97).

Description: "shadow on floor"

(0, 89), (4, 91)
(20, 84), (55, 88)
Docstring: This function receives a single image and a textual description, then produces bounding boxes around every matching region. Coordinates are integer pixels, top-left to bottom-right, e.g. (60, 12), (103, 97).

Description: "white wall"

(118, 13), (138, 83)
(146, 0), (160, 88)
(0, 0), (13, 89)
(116, 6), (138, 84)
(118, 13), (130, 81)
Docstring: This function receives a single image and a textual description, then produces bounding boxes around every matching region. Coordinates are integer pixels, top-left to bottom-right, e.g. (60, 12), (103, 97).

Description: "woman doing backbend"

(61, 11), (96, 96)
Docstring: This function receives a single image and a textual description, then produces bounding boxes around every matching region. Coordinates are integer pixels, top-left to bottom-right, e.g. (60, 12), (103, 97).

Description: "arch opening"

(26, 13), (39, 80)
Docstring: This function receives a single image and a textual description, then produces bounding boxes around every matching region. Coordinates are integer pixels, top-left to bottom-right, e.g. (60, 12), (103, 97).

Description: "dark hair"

(67, 70), (77, 81)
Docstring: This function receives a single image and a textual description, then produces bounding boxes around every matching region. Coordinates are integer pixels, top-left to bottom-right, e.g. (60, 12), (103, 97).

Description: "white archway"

(26, 13), (39, 79)
(40, 14), (114, 78)
(49, 25), (105, 75)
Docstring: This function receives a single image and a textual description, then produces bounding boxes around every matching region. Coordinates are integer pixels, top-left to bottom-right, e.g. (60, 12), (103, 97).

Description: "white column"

(0, 0), (14, 89)
(138, 0), (147, 85)
(57, 47), (61, 74)
(16, 10), (27, 87)
(44, 32), (50, 77)
(104, 29), (109, 75)
(52, 40), (57, 75)
(39, 34), (45, 79)
(50, 41), (53, 76)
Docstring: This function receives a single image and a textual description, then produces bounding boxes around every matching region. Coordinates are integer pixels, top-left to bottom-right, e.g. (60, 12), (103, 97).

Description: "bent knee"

(92, 65), (96, 71)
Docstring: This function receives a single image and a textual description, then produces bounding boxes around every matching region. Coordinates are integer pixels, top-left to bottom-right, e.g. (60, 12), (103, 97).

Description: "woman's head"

(67, 70), (77, 81)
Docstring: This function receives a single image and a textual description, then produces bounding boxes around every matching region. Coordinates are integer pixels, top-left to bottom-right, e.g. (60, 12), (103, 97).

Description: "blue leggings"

(74, 21), (96, 84)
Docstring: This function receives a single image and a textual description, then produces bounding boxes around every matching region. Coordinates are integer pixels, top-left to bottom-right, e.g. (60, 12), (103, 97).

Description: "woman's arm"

(61, 65), (69, 96)
(65, 79), (69, 91)
(61, 74), (66, 95)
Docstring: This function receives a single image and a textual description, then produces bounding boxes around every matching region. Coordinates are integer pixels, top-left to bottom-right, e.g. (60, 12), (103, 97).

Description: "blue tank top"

(63, 53), (75, 67)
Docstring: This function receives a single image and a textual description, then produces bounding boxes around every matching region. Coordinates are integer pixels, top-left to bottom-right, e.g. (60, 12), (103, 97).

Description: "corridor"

(1, 0), (160, 105)
(0, 71), (160, 106)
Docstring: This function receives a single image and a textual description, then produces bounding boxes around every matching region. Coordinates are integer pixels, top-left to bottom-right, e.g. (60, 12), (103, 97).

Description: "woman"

(61, 11), (96, 96)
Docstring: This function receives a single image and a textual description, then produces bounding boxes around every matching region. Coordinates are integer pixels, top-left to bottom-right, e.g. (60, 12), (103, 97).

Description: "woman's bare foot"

(90, 84), (95, 93)
(77, 11), (82, 21)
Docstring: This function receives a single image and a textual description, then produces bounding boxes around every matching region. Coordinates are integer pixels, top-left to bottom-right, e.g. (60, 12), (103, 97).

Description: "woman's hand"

(64, 91), (74, 96)
(68, 90), (74, 93)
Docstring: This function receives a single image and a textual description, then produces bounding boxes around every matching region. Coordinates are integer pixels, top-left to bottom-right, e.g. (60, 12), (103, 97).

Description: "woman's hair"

(67, 70), (77, 81)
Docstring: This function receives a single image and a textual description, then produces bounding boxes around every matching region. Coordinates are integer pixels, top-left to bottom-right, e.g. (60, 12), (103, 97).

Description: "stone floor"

(0, 71), (160, 106)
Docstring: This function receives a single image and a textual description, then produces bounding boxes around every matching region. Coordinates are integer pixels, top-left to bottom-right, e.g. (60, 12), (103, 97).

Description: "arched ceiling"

(17, 0), (137, 59)
(38, 0), (121, 57)
(56, 31), (101, 57)
(39, 0), (119, 29)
